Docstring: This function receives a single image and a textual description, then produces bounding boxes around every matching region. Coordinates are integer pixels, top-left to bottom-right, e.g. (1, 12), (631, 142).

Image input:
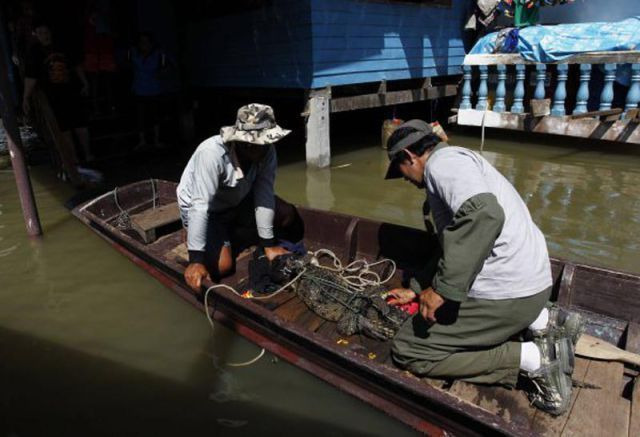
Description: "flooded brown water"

(278, 132), (640, 274)
(2, 130), (640, 436)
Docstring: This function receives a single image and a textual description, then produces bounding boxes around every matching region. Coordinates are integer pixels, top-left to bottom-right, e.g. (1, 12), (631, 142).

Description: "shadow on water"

(0, 326), (378, 437)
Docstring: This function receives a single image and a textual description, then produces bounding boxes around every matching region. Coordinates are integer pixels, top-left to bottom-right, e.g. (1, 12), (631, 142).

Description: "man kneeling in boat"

(384, 120), (584, 416)
(177, 103), (302, 292)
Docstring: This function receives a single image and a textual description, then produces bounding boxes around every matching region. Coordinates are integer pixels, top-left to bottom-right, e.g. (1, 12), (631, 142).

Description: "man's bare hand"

(386, 288), (417, 306)
(185, 262), (209, 292)
(419, 287), (445, 322)
(264, 245), (289, 261)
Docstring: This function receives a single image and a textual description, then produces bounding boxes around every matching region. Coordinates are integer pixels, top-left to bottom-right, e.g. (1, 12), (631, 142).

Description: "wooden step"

(130, 202), (181, 243)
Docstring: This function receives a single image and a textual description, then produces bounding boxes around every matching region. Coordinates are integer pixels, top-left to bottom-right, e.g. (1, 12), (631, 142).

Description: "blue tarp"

(470, 16), (640, 63)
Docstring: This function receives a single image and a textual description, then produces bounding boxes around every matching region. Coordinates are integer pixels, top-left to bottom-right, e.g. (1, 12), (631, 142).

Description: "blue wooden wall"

(310, 0), (467, 88)
(187, 0), (313, 88)
(187, 0), (467, 89)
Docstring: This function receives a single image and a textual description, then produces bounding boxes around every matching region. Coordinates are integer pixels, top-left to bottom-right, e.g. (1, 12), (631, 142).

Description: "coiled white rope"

(311, 248), (396, 291)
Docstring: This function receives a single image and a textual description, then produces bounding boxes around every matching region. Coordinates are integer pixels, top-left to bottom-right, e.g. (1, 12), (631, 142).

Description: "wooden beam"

(557, 262), (576, 307)
(626, 322), (640, 355)
(456, 109), (640, 144)
(568, 108), (623, 120)
(330, 84), (458, 113)
(624, 108), (640, 120)
(464, 51), (640, 66)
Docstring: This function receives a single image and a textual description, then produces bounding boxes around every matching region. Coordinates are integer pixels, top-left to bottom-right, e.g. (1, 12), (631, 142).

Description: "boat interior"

(76, 180), (640, 436)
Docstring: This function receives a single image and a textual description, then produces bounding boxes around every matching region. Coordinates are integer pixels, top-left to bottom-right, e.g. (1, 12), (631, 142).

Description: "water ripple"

(0, 245), (17, 257)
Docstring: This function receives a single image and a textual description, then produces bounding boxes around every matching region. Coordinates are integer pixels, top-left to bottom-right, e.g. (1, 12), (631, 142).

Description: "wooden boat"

(72, 179), (640, 436)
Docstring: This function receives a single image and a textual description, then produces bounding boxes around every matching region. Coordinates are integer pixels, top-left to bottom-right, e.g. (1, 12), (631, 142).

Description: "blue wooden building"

(182, 0), (468, 166)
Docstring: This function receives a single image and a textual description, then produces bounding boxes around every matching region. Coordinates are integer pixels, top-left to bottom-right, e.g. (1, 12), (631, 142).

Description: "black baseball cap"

(384, 119), (434, 179)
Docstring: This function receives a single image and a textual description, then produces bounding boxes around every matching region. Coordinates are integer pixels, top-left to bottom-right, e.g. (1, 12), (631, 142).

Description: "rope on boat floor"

(112, 179), (157, 230)
(202, 249), (397, 367)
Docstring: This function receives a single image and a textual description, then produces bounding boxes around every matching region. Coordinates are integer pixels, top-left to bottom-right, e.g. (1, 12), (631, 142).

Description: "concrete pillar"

(305, 88), (331, 169)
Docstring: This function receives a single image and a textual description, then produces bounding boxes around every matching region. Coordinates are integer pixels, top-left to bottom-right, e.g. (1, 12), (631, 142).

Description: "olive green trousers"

(391, 287), (551, 387)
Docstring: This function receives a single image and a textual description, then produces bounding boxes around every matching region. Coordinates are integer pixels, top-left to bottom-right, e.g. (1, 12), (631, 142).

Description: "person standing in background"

(23, 22), (94, 166)
(83, 0), (117, 115)
(129, 32), (171, 150)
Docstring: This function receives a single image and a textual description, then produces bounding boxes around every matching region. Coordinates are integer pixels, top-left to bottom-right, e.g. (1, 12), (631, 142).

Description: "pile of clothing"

(465, 0), (503, 31)
(466, 0), (577, 32)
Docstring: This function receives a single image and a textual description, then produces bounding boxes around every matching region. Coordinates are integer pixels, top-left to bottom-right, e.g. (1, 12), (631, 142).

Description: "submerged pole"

(0, 8), (42, 237)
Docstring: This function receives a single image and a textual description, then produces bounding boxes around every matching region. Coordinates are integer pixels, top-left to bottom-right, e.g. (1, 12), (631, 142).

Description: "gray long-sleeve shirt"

(176, 135), (276, 259)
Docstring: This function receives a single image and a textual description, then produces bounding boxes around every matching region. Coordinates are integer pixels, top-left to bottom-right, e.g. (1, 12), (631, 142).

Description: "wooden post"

(460, 65), (472, 110)
(476, 65), (488, 111)
(0, 24), (42, 236)
(599, 63), (616, 111)
(377, 80), (387, 107)
(305, 87), (331, 169)
(551, 64), (569, 116)
(624, 63), (640, 117)
(511, 64), (525, 113)
(573, 64), (592, 115)
(494, 65), (506, 113)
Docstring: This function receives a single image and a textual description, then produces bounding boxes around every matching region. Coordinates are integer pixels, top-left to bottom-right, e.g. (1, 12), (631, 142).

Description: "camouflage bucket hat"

(220, 103), (291, 145)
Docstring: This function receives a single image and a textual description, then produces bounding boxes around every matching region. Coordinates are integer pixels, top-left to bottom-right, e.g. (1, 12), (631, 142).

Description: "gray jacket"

(177, 135), (276, 260)
(425, 144), (552, 301)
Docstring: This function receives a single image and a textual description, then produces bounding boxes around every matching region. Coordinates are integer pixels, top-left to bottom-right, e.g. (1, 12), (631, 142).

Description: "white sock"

(529, 307), (549, 331)
(520, 341), (542, 372)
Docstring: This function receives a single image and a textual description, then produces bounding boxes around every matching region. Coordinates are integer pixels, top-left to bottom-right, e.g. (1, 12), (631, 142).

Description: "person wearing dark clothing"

(23, 23), (93, 164)
(129, 33), (172, 149)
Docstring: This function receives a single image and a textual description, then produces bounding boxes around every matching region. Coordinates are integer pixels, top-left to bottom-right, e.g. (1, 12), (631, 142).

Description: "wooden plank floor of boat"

(159, 241), (636, 436)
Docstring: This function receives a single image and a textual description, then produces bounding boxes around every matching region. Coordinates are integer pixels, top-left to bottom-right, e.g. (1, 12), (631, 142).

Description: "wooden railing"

(459, 52), (640, 118)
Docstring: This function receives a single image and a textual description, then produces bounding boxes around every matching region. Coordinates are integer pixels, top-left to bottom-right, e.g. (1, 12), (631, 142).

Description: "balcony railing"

(458, 52), (640, 119)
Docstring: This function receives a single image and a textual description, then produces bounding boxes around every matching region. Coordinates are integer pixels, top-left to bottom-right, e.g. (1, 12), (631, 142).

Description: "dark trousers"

(391, 287), (551, 387)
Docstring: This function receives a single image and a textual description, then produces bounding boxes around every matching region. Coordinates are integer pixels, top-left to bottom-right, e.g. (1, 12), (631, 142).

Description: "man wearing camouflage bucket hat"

(383, 120), (584, 416)
(177, 103), (303, 291)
